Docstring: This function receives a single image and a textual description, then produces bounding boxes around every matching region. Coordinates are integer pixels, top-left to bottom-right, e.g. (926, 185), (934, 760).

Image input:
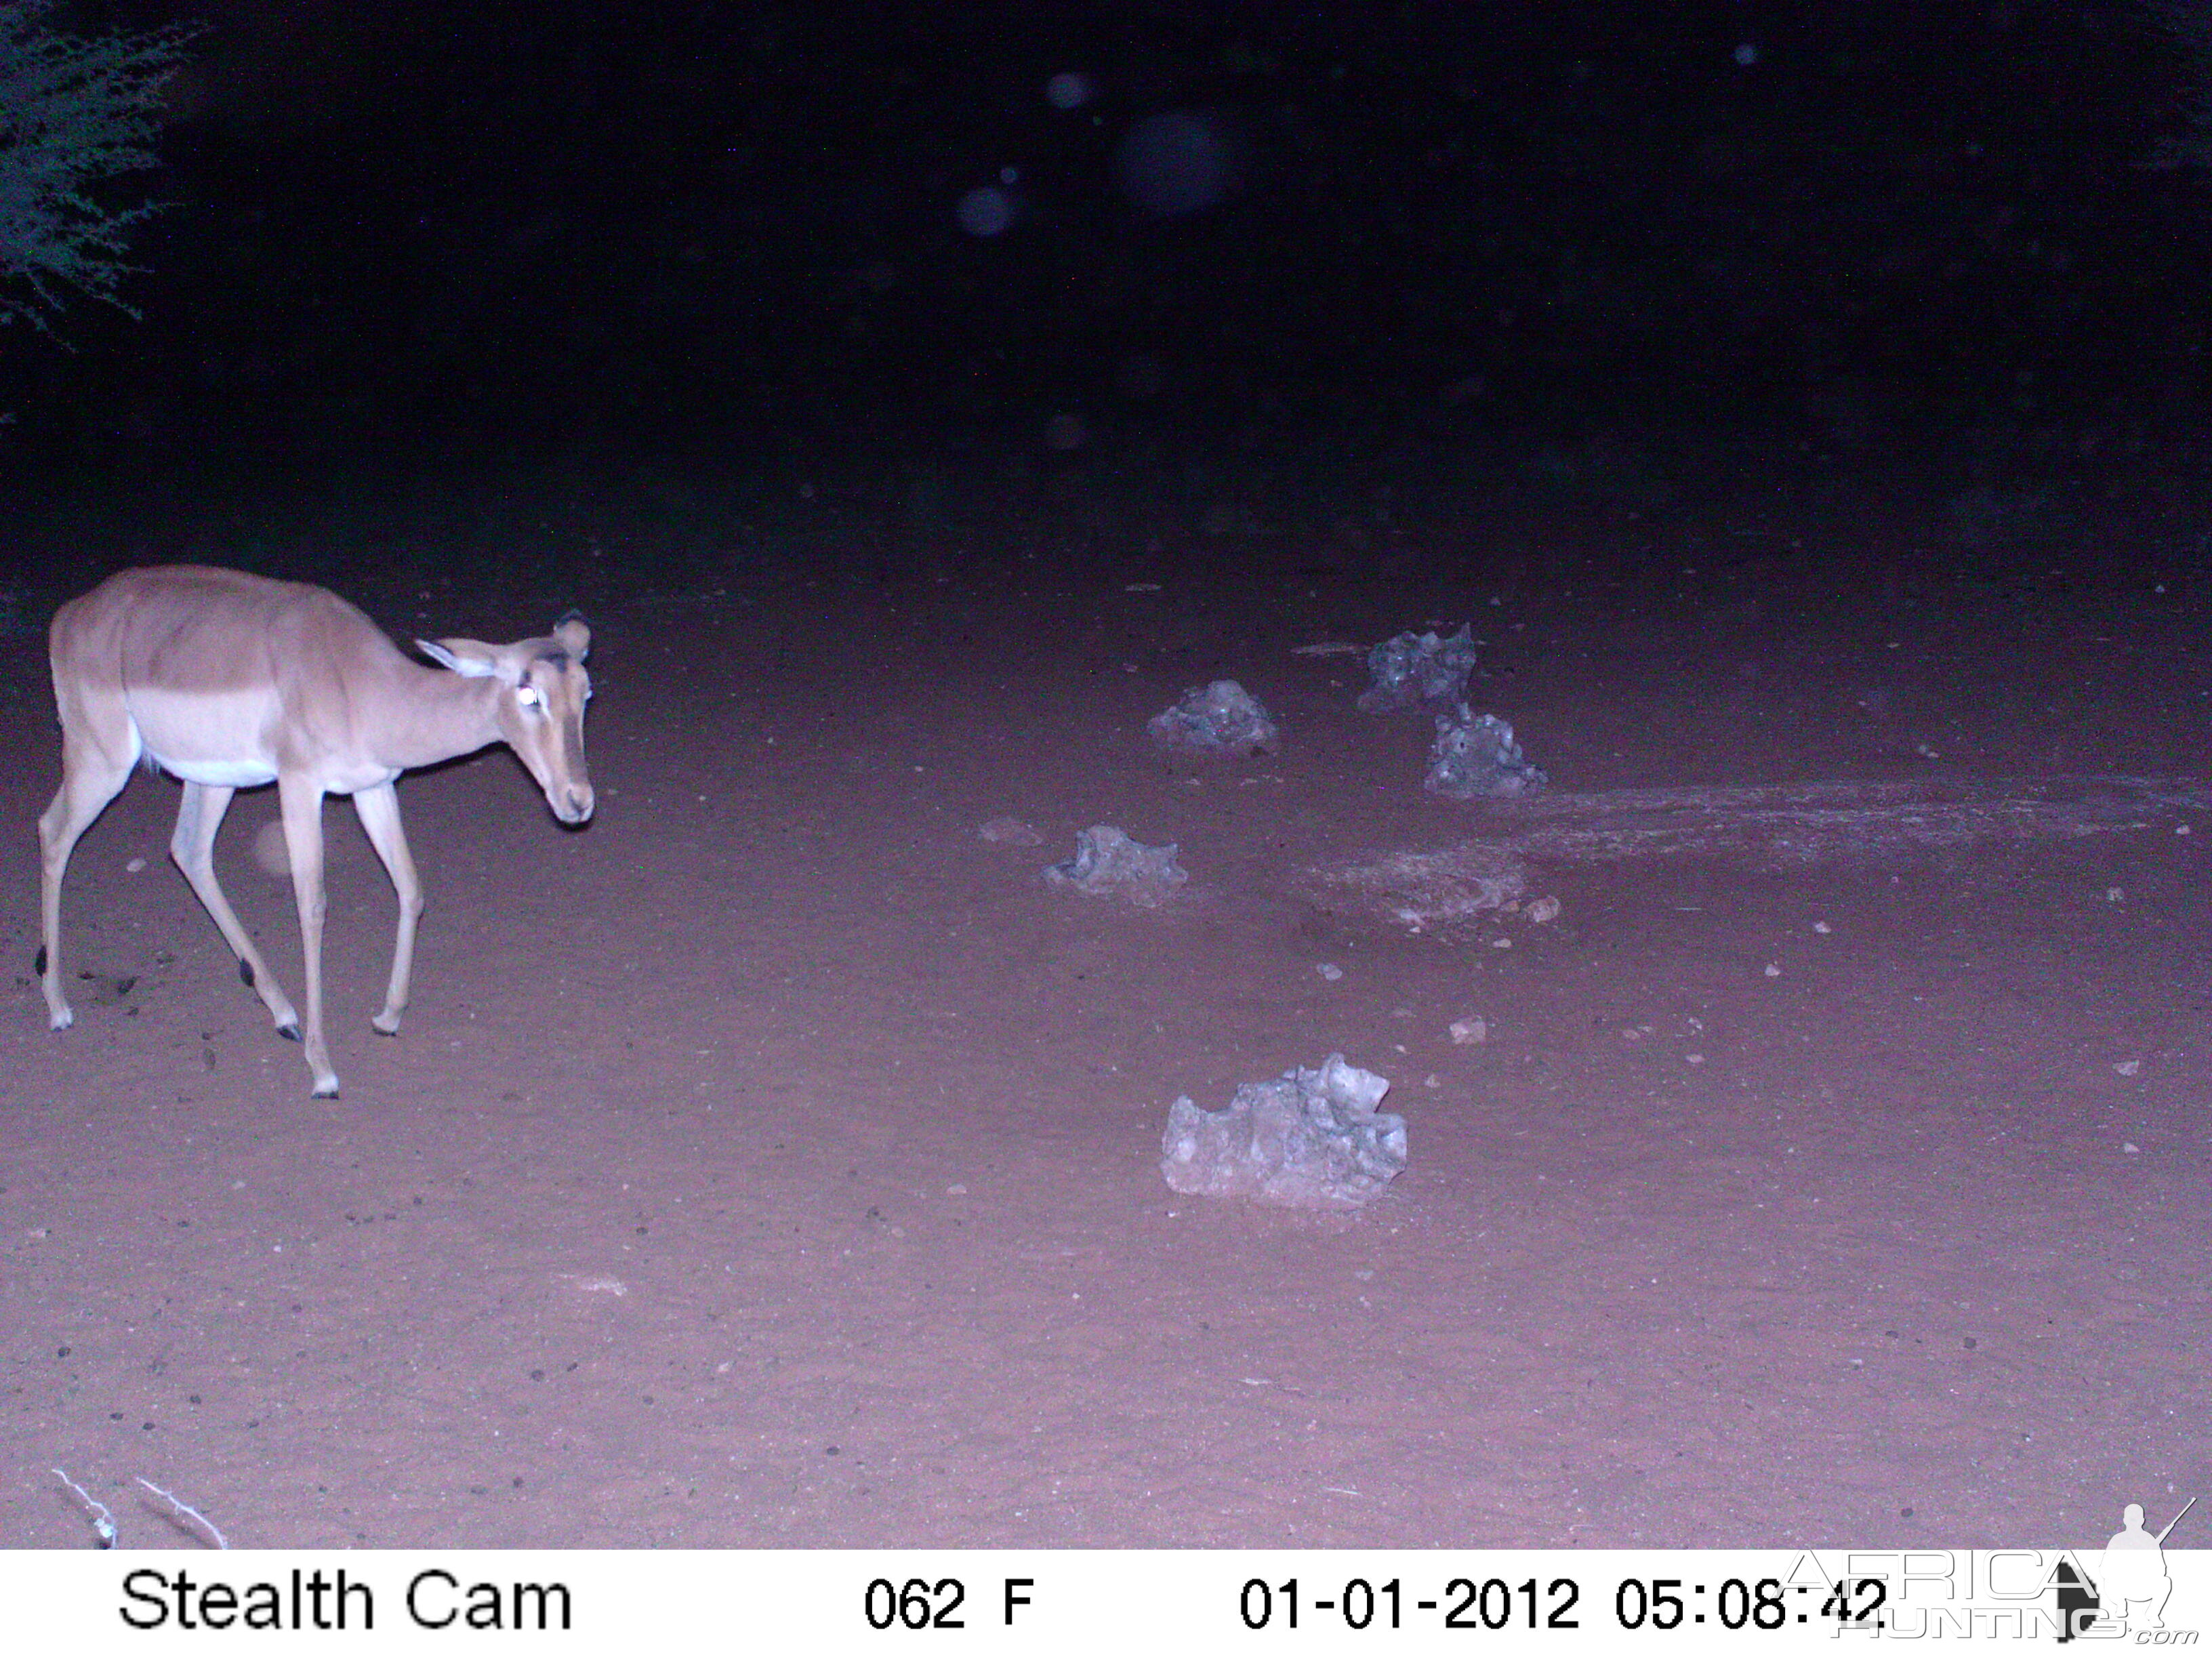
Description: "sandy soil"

(3, 491), (2207, 1549)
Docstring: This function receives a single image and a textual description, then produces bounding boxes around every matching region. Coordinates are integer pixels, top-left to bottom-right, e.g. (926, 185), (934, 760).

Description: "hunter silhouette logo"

(2057, 1496), (2196, 1641)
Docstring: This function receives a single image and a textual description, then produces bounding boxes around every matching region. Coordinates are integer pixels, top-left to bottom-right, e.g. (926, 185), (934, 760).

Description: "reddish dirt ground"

(3, 491), (2207, 1549)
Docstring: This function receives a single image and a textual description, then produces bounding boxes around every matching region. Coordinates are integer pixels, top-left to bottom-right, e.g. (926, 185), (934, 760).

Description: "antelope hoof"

(277, 1022), (302, 1044)
(312, 1078), (341, 1100)
(49, 1006), (75, 1031)
(372, 1011), (402, 1036)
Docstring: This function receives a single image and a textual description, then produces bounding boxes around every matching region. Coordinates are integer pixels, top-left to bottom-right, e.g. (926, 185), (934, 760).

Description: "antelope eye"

(516, 685), (544, 710)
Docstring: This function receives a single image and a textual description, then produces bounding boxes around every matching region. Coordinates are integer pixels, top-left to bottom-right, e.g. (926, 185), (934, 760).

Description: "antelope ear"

(552, 614), (591, 658)
(417, 637), (516, 682)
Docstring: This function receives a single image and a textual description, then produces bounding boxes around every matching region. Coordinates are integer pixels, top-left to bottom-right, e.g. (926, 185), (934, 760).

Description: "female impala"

(37, 565), (594, 1097)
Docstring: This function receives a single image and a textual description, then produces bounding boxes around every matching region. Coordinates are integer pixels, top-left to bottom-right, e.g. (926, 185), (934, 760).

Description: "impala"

(36, 565), (594, 1098)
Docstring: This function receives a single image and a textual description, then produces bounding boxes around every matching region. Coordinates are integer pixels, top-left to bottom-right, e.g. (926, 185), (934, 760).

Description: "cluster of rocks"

(993, 619), (1555, 1210)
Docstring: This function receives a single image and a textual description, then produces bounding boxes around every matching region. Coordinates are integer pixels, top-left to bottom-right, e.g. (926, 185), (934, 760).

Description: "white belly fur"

(150, 754), (282, 788)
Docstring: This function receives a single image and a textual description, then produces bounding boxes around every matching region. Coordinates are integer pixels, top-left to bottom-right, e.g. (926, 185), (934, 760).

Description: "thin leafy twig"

(136, 1477), (229, 1549)
(52, 1467), (117, 1548)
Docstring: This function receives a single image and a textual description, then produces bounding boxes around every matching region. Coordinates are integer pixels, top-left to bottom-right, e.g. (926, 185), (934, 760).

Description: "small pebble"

(977, 816), (1043, 846)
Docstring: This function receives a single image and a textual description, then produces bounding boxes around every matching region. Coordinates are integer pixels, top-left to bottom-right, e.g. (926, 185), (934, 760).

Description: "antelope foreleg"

(351, 781), (424, 1036)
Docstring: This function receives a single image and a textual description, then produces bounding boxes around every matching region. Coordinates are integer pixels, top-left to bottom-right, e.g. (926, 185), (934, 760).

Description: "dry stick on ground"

(136, 1477), (229, 1549)
(52, 1469), (117, 1548)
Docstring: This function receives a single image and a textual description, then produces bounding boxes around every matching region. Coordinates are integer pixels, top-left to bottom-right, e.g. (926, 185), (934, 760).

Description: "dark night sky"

(8, 0), (2209, 493)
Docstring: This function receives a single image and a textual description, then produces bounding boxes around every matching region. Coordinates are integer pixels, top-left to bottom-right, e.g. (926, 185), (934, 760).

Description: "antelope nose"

(556, 783), (595, 824)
